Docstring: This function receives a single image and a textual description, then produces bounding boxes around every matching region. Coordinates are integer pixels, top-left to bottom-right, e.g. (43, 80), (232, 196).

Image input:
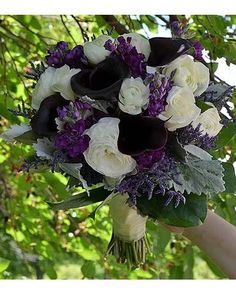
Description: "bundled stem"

(106, 233), (150, 268)
(107, 193), (148, 268)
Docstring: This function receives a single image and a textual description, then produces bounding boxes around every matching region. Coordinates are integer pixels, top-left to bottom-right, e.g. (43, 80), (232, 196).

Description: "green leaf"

(222, 162), (236, 193)
(15, 130), (38, 144)
(0, 102), (21, 124)
(196, 100), (213, 112)
(81, 261), (96, 278)
(66, 176), (80, 189)
(148, 222), (171, 254)
(216, 123), (236, 148)
(169, 265), (184, 279)
(172, 156), (225, 195)
(30, 17), (42, 30)
(183, 245), (194, 279)
(47, 186), (110, 210)
(0, 258), (10, 273)
(45, 264), (57, 279)
(137, 194), (207, 227)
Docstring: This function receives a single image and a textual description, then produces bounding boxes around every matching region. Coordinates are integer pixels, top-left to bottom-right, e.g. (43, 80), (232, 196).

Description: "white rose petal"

(84, 35), (113, 65)
(0, 124), (31, 142)
(118, 77), (150, 115)
(194, 61), (210, 96)
(192, 106), (223, 137)
(51, 65), (80, 101)
(122, 32), (151, 61)
(163, 55), (209, 96)
(32, 65), (80, 110)
(84, 117), (136, 178)
(158, 86), (201, 131)
(32, 67), (56, 110)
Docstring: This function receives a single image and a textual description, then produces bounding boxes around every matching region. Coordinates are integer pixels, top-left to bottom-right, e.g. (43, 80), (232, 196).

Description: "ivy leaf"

(136, 193), (207, 227)
(47, 186), (110, 210)
(172, 156), (225, 195)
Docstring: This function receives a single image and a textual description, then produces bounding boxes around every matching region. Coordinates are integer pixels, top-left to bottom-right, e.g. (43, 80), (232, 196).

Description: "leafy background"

(0, 15), (236, 279)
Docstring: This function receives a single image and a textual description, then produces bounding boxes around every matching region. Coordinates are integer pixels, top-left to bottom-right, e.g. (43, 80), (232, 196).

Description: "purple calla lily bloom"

(147, 37), (192, 66)
(71, 56), (130, 101)
(118, 113), (168, 156)
(30, 94), (68, 136)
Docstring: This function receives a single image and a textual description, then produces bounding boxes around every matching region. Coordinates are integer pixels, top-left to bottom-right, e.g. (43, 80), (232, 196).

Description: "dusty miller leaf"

(172, 156), (225, 195)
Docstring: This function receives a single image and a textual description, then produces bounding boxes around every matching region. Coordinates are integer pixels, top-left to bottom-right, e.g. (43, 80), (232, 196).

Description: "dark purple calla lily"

(147, 37), (192, 67)
(118, 114), (168, 156)
(30, 94), (68, 137)
(71, 56), (130, 101)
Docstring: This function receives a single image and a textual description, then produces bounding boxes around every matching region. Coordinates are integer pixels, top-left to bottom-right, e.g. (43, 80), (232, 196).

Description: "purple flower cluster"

(104, 36), (147, 79)
(54, 101), (94, 159)
(45, 41), (87, 68)
(134, 148), (165, 170)
(147, 75), (173, 117)
(117, 154), (183, 206)
(57, 100), (92, 122)
(54, 122), (90, 159)
(177, 123), (216, 150)
(193, 41), (204, 62)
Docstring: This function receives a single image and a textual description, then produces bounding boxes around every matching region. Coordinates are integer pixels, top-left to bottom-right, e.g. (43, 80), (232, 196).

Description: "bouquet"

(1, 22), (236, 268)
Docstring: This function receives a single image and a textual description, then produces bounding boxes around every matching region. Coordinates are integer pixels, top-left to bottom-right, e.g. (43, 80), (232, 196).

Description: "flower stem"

(106, 232), (148, 269)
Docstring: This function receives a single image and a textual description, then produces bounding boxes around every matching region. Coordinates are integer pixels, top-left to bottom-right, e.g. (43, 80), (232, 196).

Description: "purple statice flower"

(54, 121), (90, 158)
(64, 45), (87, 68)
(177, 123), (216, 150)
(134, 148), (165, 170)
(46, 41), (69, 68)
(57, 100), (92, 122)
(117, 154), (183, 206)
(46, 42), (87, 69)
(104, 36), (147, 79)
(147, 75), (173, 117)
(54, 100), (94, 159)
(193, 41), (204, 62)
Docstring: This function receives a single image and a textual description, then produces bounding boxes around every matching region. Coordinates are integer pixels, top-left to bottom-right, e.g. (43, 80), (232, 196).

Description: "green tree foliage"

(0, 15), (236, 279)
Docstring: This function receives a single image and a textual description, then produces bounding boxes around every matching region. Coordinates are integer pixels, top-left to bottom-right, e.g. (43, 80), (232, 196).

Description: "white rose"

(51, 65), (81, 101)
(118, 77), (150, 115)
(32, 67), (55, 110)
(159, 86), (201, 131)
(163, 55), (209, 96)
(84, 117), (136, 178)
(121, 32), (151, 61)
(32, 65), (80, 110)
(192, 106), (223, 137)
(83, 35), (113, 65)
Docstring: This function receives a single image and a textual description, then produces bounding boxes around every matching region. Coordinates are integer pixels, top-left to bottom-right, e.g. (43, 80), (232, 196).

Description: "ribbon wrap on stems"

(107, 193), (149, 267)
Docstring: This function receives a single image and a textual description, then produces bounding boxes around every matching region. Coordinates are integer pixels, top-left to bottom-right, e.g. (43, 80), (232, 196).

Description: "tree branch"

(102, 15), (129, 34)
(60, 15), (77, 45)
(71, 15), (89, 42)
